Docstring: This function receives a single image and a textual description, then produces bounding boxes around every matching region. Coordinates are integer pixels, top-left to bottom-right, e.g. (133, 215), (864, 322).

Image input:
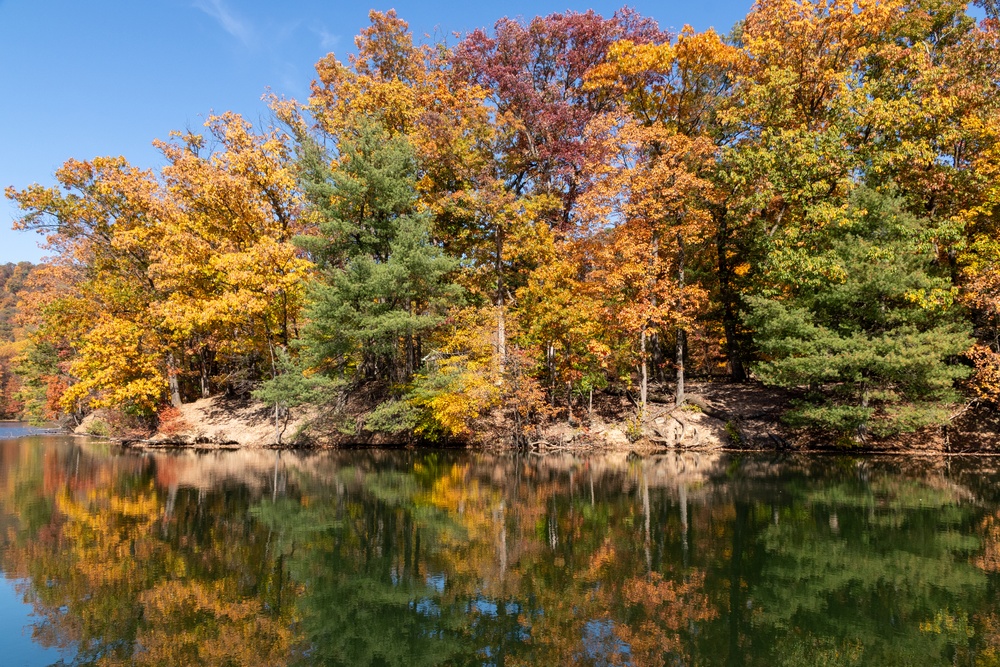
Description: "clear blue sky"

(0, 0), (753, 264)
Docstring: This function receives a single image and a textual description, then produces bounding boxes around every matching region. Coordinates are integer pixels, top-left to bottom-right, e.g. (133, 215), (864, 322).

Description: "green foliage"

(364, 398), (420, 434)
(296, 119), (462, 396)
(625, 413), (644, 442)
(84, 417), (111, 437)
(252, 347), (337, 410)
(724, 420), (743, 445)
(295, 121), (424, 267)
(14, 339), (61, 425)
(747, 189), (971, 438)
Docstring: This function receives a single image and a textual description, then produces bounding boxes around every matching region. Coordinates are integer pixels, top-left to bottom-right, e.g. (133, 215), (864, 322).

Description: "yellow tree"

(583, 28), (732, 411)
(6, 112), (310, 416)
(585, 28), (741, 387)
(151, 112), (310, 400)
(7, 157), (170, 414)
(516, 246), (608, 420)
(944, 19), (1000, 401)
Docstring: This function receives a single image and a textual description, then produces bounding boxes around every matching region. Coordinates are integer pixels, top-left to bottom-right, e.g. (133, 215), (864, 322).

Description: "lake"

(2, 429), (999, 666)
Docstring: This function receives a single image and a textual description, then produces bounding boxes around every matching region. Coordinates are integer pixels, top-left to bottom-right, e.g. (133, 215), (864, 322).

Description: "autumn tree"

(11, 263), (78, 423)
(722, 0), (997, 429)
(6, 113), (308, 418)
(581, 121), (715, 414)
(450, 9), (668, 375)
(0, 262), (34, 416)
(700, 0), (906, 379)
(581, 27), (734, 411)
(150, 112), (310, 401)
(7, 157), (170, 415)
(946, 17), (1000, 401)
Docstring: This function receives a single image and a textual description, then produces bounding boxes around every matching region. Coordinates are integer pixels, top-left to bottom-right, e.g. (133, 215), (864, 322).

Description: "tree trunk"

(167, 352), (182, 408)
(406, 300), (415, 379)
(496, 223), (507, 373)
(566, 381), (573, 424)
(856, 385), (870, 443)
(274, 403), (282, 445)
(652, 330), (664, 382)
(676, 328), (686, 407)
(723, 304), (746, 382)
(199, 348), (210, 399)
(548, 342), (556, 407)
(715, 207), (747, 381)
(651, 293), (663, 383)
(640, 328), (648, 415)
(676, 232), (686, 407)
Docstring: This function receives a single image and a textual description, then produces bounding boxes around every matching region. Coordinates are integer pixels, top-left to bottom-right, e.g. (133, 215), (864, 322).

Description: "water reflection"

(2, 436), (1000, 666)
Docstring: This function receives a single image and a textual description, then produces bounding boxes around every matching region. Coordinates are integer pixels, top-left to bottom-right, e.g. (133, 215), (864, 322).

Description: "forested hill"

(4, 1), (1000, 447)
(0, 262), (33, 418)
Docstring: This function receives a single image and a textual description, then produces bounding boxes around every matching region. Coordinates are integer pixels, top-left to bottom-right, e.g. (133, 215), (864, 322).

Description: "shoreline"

(64, 378), (1000, 457)
(109, 435), (1000, 458)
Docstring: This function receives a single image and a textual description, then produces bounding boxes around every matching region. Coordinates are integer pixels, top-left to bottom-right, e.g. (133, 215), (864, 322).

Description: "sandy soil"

(103, 378), (1000, 454)
(132, 396), (312, 449)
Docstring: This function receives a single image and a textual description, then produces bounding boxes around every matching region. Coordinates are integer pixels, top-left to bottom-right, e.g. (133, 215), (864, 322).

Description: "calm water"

(3, 434), (1000, 666)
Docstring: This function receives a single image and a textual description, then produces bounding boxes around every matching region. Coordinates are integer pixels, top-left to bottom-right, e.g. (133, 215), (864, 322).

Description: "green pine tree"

(252, 346), (336, 444)
(746, 188), (971, 441)
(295, 118), (461, 431)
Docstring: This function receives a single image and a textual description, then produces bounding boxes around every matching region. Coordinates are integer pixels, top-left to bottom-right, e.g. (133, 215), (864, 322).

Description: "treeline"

(0, 262), (33, 418)
(5, 0), (1000, 442)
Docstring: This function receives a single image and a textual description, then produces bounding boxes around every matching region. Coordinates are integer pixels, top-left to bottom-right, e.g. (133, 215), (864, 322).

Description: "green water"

(2, 431), (1000, 666)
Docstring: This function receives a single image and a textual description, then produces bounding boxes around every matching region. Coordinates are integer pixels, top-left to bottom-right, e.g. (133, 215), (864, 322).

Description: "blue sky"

(0, 0), (753, 264)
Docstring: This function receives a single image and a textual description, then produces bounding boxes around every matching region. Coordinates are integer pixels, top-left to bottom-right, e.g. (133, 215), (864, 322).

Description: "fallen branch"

(948, 399), (978, 422)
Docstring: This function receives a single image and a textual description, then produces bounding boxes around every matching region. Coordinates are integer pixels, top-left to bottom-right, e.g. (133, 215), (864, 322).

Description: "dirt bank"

(101, 380), (786, 452)
(95, 379), (997, 454)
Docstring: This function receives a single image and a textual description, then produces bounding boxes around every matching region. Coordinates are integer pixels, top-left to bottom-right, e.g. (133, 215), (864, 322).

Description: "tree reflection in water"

(2, 439), (999, 666)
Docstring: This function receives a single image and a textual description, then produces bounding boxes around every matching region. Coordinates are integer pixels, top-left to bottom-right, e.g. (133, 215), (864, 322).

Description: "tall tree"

(7, 157), (170, 414)
(746, 188), (971, 440)
(295, 118), (460, 429)
(583, 27), (733, 409)
(450, 10), (668, 372)
(152, 112), (310, 399)
(6, 113), (309, 414)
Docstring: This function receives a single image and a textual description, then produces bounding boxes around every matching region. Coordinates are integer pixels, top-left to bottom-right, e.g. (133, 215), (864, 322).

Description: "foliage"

(6, 113), (307, 415)
(293, 117), (462, 431)
(747, 189), (971, 438)
(4, 2), (1000, 441)
(252, 347), (336, 411)
(406, 307), (503, 438)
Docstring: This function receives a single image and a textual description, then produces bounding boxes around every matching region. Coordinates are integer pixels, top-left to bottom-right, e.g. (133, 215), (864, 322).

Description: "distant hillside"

(0, 262), (34, 418)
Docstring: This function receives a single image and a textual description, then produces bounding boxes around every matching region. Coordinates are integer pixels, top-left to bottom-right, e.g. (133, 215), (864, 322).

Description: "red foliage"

(450, 9), (668, 230)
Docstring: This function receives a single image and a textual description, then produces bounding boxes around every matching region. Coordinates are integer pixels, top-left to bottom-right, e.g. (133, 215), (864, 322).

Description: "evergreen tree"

(746, 188), (971, 440)
(295, 118), (461, 416)
(252, 346), (336, 443)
